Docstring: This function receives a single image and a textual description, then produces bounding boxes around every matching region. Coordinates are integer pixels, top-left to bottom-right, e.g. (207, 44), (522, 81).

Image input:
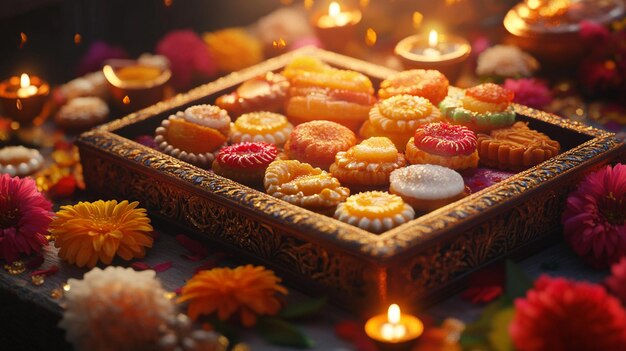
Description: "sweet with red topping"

(216, 142), (278, 169)
(413, 122), (477, 157)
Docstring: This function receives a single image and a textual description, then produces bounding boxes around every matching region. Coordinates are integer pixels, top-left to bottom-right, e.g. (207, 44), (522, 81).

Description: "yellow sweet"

(230, 112), (293, 146)
(264, 160), (349, 209)
(334, 191), (415, 233)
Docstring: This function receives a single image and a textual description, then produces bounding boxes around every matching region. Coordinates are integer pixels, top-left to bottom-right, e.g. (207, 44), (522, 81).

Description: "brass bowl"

(103, 59), (171, 113)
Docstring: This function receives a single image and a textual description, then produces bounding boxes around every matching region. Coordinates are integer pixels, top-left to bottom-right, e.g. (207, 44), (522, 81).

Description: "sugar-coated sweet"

(285, 120), (357, 170)
(230, 111), (293, 146)
(378, 69), (449, 105)
(405, 122), (478, 170)
(212, 142), (278, 186)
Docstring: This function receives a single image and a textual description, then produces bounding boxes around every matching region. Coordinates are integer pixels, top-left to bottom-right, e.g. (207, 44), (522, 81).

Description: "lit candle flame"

(428, 30), (438, 48)
(123, 95), (131, 105)
(20, 73), (31, 89)
(329, 2), (341, 17)
(388, 303), (401, 324)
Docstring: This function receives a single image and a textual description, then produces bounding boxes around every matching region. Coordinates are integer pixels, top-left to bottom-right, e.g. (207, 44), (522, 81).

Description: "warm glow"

(388, 303), (401, 324)
(20, 73), (30, 88)
(365, 28), (377, 46)
(123, 95), (131, 105)
(412, 12), (424, 29)
(329, 2), (341, 17)
(428, 30), (438, 48)
(527, 0), (540, 10)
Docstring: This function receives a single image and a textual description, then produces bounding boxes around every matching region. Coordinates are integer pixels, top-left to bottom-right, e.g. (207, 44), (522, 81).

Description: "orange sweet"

(329, 137), (406, 187)
(264, 159), (350, 210)
(166, 118), (227, 154)
(215, 72), (289, 117)
(282, 56), (374, 94)
(285, 121), (357, 170)
(378, 69), (449, 105)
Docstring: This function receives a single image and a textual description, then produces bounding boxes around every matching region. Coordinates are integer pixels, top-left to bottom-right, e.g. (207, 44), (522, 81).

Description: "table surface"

(0, 219), (607, 351)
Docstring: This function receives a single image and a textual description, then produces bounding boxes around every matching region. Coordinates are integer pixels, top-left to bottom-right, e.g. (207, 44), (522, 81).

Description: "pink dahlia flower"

(607, 257), (626, 303)
(503, 78), (552, 109)
(0, 174), (53, 262)
(562, 163), (626, 268)
(156, 29), (217, 90)
(510, 275), (626, 351)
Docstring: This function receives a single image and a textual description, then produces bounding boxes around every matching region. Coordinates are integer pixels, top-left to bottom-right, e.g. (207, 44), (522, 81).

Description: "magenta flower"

(579, 20), (611, 44)
(510, 275), (626, 351)
(562, 163), (626, 268)
(156, 29), (217, 90)
(607, 258), (626, 303)
(503, 78), (552, 109)
(77, 41), (128, 76)
(0, 174), (53, 262)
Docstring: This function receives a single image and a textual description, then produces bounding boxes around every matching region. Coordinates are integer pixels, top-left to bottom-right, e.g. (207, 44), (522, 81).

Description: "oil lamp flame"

(329, 2), (341, 17)
(388, 304), (401, 324)
(428, 30), (438, 48)
(20, 73), (30, 89)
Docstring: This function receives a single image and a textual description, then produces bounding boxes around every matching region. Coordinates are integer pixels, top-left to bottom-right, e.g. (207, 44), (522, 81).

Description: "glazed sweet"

(334, 191), (415, 233)
(477, 121), (561, 171)
(439, 83), (516, 133)
(55, 96), (109, 130)
(212, 142), (278, 186)
(230, 111), (293, 146)
(285, 120), (357, 170)
(264, 159), (350, 210)
(282, 56), (376, 130)
(154, 104), (230, 167)
(390, 164), (468, 212)
(216, 72), (289, 117)
(378, 69), (449, 105)
(0, 146), (44, 176)
(360, 94), (442, 151)
(405, 122), (479, 170)
(330, 137), (405, 188)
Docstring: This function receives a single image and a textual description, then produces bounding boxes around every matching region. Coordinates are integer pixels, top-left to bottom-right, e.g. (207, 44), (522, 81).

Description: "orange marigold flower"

(178, 265), (288, 327)
(51, 200), (153, 268)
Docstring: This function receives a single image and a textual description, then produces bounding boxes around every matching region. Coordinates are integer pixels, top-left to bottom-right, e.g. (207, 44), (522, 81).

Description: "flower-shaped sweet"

(264, 160), (349, 210)
(155, 105), (230, 168)
(229, 111), (293, 146)
(59, 266), (175, 351)
(439, 83), (516, 133)
(0, 146), (44, 176)
(0, 174), (52, 262)
(334, 191), (414, 233)
(212, 142), (278, 186)
(330, 137), (406, 188)
(405, 122), (478, 170)
(360, 94), (442, 151)
(51, 200), (154, 268)
(178, 265), (287, 327)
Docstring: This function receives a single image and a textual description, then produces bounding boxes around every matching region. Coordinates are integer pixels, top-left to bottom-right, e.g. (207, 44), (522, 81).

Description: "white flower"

(476, 45), (539, 78)
(59, 266), (176, 351)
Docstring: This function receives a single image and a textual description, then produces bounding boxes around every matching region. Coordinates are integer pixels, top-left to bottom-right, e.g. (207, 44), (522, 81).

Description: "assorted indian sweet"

(212, 142), (278, 186)
(330, 137), (406, 189)
(282, 56), (376, 130)
(55, 96), (109, 130)
(0, 146), (44, 176)
(264, 159), (350, 210)
(230, 111), (293, 146)
(334, 191), (415, 233)
(477, 121), (561, 171)
(405, 122), (479, 170)
(154, 104), (230, 168)
(390, 164), (468, 213)
(285, 120), (357, 170)
(440, 83), (516, 133)
(360, 94), (442, 151)
(216, 72), (289, 117)
(378, 69), (449, 105)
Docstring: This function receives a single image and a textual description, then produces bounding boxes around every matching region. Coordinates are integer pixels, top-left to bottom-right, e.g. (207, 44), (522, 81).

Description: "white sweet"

(0, 146), (43, 176)
(59, 266), (175, 351)
(476, 45), (539, 78)
(56, 96), (109, 127)
(390, 164), (464, 200)
(183, 104), (231, 134)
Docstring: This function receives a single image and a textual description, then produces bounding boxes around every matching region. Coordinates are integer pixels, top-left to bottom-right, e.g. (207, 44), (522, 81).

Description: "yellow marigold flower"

(51, 200), (153, 268)
(178, 265), (288, 327)
(203, 28), (263, 72)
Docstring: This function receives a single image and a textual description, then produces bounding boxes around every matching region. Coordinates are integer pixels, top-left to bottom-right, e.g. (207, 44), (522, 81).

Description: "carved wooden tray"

(76, 47), (625, 313)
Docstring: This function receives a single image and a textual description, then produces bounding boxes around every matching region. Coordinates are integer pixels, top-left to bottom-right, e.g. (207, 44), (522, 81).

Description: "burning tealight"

(365, 303), (424, 351)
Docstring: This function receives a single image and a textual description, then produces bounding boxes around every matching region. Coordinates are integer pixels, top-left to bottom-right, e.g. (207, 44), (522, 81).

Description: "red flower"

(503, 78), (552, 109)
(607, 258), (626, 304)
(0, 174), (53, 262)
(579, 20), (611, 44)
(562, 163), (626, 268)
(510, 275), (626, 351)
(156, 30), (217, 90)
